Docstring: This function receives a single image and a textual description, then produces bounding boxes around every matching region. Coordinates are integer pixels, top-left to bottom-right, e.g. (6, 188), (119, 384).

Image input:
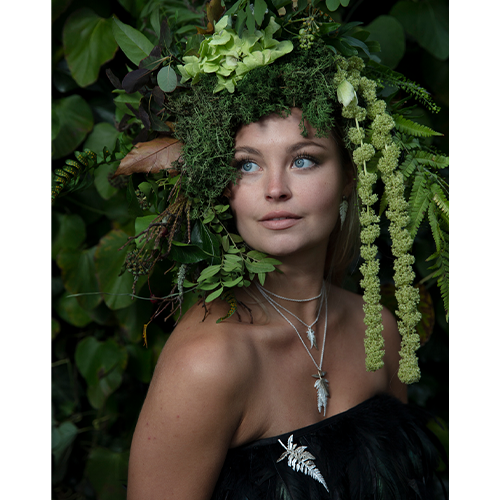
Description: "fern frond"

(415, 151), (449, 170)
(366, 62), (441, 113)
(430, 183), (449, 222)
(399, 153), (418, 179)
(393, 114), (443, 138)
(407, 173), (429, 238)
(427, 203), (443, 253)
(437, 250), (449, 321)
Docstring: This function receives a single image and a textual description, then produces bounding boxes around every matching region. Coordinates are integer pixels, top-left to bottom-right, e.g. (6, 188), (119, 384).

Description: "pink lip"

(259, 211), (302, 230)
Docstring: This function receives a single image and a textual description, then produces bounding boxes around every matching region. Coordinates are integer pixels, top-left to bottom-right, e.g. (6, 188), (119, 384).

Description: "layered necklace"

(256, 282), (330, 415)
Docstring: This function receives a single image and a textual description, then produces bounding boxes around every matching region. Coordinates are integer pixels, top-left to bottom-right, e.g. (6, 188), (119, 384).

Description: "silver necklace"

(256, 283), (325, 349)
(257, 284), (330, 415)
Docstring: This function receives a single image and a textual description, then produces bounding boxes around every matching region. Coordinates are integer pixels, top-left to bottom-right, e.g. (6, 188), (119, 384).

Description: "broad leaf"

(75, 337), (128, 409)
(52, 421), (78, 467)
(52, 95), (94, 159)
(95, 229), (147, 310)
(391, 0), (448, 61)
(63, 8), (118, 87)
(114, 137), (183, 176)
(112, 17), (155, 66)
(366, 15), (405, 69)
(157, 66), (178, 93)
(55, 293), (93, 328)
(56, 247), (101, 310)
(85, 447), (129, 500)
(52, 212), (86, 259)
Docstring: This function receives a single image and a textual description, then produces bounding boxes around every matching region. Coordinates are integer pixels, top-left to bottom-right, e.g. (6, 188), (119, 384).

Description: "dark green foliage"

(52, 1), (448, 498)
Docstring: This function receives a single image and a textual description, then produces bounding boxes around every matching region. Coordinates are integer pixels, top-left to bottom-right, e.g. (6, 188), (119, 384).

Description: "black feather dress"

(211, 395), (445, 499)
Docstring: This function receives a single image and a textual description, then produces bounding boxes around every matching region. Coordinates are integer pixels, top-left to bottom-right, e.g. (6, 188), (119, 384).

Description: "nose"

(264, 169), (292, 201)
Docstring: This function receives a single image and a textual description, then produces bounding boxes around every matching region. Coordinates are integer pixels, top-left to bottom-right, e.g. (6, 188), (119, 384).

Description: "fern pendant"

(306, 326), (318, 350)
(312, 371), (330, 415)
(277, 434), (329, 492)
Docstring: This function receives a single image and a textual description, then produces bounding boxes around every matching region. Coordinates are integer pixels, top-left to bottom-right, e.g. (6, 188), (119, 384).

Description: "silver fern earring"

(339, 196), (348, 230)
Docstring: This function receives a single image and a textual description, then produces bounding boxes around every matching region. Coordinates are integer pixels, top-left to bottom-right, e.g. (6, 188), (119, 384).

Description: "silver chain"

(257, 284), (328, 374)
(256, 284), (323, 302)
(255, 282), (325, 332)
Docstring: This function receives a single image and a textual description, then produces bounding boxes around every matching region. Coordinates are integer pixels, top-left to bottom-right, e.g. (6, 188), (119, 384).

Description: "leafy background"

(51, 1), (449, 498)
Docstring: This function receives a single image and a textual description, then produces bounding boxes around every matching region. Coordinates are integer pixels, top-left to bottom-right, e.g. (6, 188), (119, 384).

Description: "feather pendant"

(277, 434), (329, 492)
(306, 326), (318, 350)
(312, 372), (330, 415)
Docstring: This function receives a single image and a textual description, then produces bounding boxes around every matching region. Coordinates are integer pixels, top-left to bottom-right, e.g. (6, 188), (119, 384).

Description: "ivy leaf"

(56, 247), (101, 311)
(112, 17), (155, 66)
(114, 137), (183, 176)
(52, 95), (94, 159)
(326, 0), (341, 10)
(63, 8), (118, 87)
(75, 337), (128, 409)
(94, 229), (147, 310)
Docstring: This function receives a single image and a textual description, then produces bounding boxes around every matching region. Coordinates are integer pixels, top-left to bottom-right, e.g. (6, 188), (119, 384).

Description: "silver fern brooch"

(277, 434), (329, 492)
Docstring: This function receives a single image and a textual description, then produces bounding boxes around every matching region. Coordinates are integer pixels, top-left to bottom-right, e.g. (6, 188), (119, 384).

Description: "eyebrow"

(234, 141), (329, 156)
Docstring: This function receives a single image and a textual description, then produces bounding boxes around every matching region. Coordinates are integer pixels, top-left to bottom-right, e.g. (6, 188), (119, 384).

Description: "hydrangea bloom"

(177, 16), (293, 93)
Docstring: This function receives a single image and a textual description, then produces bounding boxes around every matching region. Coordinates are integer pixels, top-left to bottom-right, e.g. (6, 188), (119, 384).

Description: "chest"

(231, 320), (389, 445)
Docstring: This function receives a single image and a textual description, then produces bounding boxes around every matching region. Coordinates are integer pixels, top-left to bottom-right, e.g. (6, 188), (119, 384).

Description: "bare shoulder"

(330, 285), (407, 402)
(127, 299), (255, 499)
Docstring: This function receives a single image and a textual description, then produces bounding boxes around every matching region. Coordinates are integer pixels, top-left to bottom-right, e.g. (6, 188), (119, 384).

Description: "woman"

(126, 109), (438, 499)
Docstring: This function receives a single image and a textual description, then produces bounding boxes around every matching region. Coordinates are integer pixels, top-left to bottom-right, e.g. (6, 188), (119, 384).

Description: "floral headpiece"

(52, 0), (449, 385)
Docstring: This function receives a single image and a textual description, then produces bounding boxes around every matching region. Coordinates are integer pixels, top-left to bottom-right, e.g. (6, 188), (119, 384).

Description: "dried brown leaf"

(114, 137), (183, 177)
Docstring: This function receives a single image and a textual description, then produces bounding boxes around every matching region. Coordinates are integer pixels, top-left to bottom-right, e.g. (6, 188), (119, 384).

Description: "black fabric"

(211, 395), (444, 500)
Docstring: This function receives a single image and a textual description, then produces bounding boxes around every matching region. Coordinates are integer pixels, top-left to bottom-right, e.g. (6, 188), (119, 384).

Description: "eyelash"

(234, 153), (320, 171)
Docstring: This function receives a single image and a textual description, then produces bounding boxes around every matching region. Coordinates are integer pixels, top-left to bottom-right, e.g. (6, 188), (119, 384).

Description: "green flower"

(177, 16), (293, 93)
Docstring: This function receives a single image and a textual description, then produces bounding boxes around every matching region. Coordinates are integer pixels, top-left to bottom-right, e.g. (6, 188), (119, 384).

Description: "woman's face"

(229, 108), (352, 260)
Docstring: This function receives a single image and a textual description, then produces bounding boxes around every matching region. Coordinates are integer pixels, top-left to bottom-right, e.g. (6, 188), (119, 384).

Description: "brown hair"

(324, 128), (360, 286)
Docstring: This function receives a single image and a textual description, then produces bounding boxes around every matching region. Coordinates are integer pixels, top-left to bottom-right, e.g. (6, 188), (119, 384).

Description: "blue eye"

(293, 157), (315, 169)
(240, 161), (259, 173)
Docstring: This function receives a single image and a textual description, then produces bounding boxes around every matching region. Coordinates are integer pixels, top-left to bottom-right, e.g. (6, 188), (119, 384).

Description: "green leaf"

(55, 292), (93, 327)
(198, 264), (222, 281)
(52, 95), (94, 159)
(94, 229), (147, 310)
(253, 0), (267, 25)
(393, 114), (442, 137)
(157, 66), (178, 92)
(366, 15), (405, 69)
(246, 250), (267, 260)
(206, 286), (224, 302)
(52, 212), (86, 259)
(135, 214), (157, 239)
(63, 8), (118, 87)
(85, 447), (129, 500)
(245, 260), (275, 273)
(56, 247), (101, 310)
(75, 337), (128, 409)
(191, 221), (220, 257)
(326, 0), (340, 10)
(94, 162), (119, 200)
(407, 173), (430, 239)
(169, 242), (212, 264)
(52, 421), (78, 467)
(391, 0), (448, 60)
(84, 122), (121, 153)
(112, 17), (155, 66)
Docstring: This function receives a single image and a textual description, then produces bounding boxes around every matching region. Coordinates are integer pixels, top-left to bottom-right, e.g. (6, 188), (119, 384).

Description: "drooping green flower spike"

(52, 1), (448, 384)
